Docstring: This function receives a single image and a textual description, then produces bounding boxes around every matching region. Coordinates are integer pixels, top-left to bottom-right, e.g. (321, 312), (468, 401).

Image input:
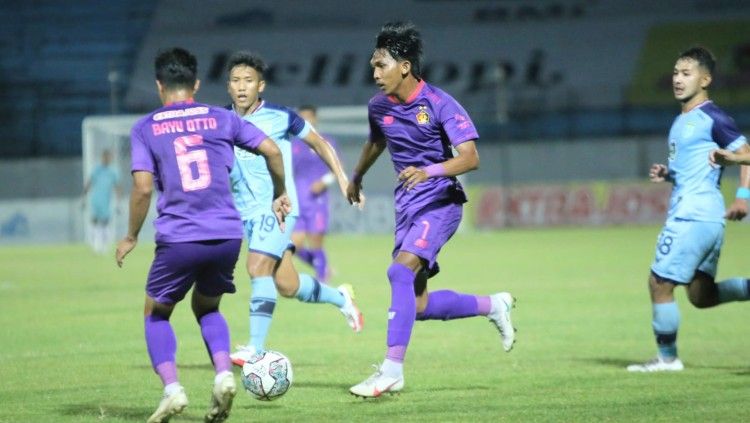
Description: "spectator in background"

(83, 149), (120, 254)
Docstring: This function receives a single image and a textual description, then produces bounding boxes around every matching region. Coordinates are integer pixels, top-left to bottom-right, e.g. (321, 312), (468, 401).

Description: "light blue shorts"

(90, 199), (112, 222)
(650, 219), (724, 284)
(244, 214), (297, 260)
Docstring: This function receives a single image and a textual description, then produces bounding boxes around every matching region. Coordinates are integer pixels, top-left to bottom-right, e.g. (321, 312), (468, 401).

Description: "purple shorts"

(146, 239), (242, 304)
(294, 201), (329, 234)
(393, 201), (463, 277)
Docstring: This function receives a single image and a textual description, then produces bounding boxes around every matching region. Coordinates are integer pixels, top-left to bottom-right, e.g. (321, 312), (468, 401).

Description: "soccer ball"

(240, 350), (293, 400)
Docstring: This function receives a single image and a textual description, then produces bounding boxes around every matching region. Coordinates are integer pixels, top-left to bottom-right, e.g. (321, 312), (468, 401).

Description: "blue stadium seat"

(0, 0), (155, 157)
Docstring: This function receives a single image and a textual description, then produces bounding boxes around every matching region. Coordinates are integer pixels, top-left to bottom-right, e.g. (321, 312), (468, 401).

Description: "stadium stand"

(0, 0), (155, 157)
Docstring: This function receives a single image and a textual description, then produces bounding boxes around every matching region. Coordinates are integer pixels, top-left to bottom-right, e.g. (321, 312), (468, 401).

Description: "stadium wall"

(4, 135), (747, 244)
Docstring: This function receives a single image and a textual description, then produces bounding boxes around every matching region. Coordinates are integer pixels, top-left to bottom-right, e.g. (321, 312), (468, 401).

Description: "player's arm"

(346, 138), (386, 206)
(254, 138), (292, 229)
(710, 148), (750, 166)
(708, 115), (750, 220)
(723, 144), (750, 221)
(399, 140), (479, 191)
(116, 171), (153, 267)
(301, 129), (350, 198)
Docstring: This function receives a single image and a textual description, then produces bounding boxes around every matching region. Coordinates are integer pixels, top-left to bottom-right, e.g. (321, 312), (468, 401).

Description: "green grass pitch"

(1, 224), (749, 422)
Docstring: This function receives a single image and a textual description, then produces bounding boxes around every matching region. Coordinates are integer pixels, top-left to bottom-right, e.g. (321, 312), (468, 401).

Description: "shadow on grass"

(422, 385), (491, 393)
(293, 380), (352, 390)
(61, 402), (209, 421)
(583, 357), (750, 373)
(237, 403), (284, 411)
(59, 403), (199, 422)
(583, 357), (638, 368)
(133, 362), (214, 371)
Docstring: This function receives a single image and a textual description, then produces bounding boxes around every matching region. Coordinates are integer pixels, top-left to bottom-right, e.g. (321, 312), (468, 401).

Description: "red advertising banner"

(476, 183), (671, 229)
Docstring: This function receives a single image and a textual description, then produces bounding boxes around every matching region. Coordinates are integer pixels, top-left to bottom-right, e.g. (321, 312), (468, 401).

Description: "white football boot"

(627, 356), (684, 372)
(204, 372), (237, 423)
(229, 345), (257, 367)
(349, 365), (404, 398)
(488, 292), (516, 352)
(338, 284), (364, 332)
(147, 386), (188, 423)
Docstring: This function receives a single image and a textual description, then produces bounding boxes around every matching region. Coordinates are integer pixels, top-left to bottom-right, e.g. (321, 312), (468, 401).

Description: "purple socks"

(382, 264), (493, 365)
(297, 248), (329, 282)
(386, 263), (417, 363)
(416, 290), (490, 320)
(145, 314), (178, 386)
(199, 311), (232, 374)
(145, 311), (233, 387)
(311, 249), (328, 282)
(297, 248), (314, 266)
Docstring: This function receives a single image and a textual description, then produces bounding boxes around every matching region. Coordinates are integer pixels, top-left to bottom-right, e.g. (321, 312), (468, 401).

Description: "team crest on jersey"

(416, 105), (430, 125)
(668, 140), (676, 161)
(682, 123), (695, 138)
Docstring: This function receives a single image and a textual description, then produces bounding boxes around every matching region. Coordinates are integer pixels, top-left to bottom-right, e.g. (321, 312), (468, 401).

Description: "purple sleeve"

(367, 106), (385, 143)
(711, 112), (745, 149)
(439, 98), (479, 146)
(233, 113), (268, 151)
(130, 124), (154, 173)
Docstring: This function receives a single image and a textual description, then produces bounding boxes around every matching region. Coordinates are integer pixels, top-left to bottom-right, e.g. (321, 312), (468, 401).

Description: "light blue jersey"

(652, 101), (747, 283)
(89, 165), (119, 221)
(229, 100), (311, 220)
(665, 101), (747, 223)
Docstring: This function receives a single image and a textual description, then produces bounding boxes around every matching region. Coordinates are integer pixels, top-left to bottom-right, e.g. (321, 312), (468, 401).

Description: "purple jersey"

(292, 135), (338, 208)
(367, 80), (478, 214)
(130, 100), (268, 243)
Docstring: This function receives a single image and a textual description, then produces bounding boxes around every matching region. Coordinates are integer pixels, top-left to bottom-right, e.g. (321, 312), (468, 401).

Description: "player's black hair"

(376, 21), (423, 79)
(298, 104), (317, 115)
(154, 47), (197, 90)
(678, 46), (716, 75)
(226, 51), (267, 79)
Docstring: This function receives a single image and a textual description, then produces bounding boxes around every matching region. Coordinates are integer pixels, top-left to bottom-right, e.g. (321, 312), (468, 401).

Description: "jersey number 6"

(173, 134), (211, 192)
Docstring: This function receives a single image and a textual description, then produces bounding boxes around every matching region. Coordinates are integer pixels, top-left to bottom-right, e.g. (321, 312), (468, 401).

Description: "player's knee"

(648, 272), (675, 300)
(191, 292), (220, 318)
(192, 306), (219, 320)
(275, 280), (297, 298)
(148, 302), (174, 319)
(687, 295), (712, 309)
(686, 289), (717, 309)
(246, 261), (273, 278)
(273, 271), (299, 298)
